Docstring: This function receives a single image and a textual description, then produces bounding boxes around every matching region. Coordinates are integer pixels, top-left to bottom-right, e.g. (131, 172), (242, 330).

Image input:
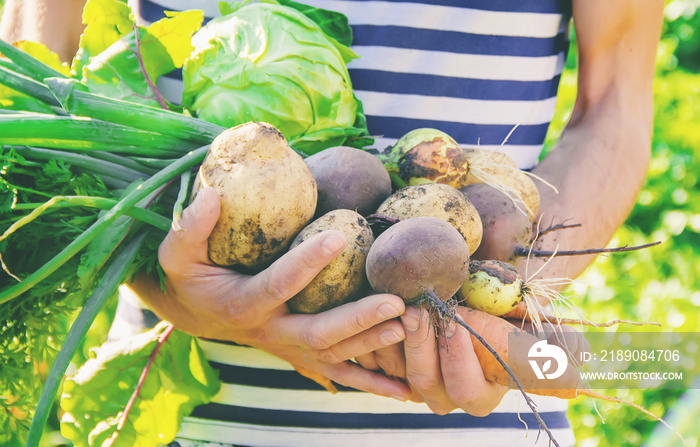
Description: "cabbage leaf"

(183, 2), (370, 154)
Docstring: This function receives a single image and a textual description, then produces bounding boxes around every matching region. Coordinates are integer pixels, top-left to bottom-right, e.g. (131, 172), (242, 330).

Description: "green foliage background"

(543, 1), (700, 445)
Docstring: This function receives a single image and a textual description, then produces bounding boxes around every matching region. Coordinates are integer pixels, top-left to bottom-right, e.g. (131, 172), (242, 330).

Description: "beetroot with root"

(364, 215), (568, 446)
(365, 216), (470, 305)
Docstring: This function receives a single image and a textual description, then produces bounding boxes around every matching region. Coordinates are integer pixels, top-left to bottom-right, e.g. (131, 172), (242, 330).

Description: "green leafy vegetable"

(220, 0), (353, 46)
(71, 0), (134, 76)
(183, 2), (369, 154)
(45, 77), (224, 143)
(25, 232), (147, 447)
(0, 40), (68, 112)
(82, 10), (204, 106)
(60, 322), (221, 447)
(0, 145), (207, 304)
(1, 0), (368, 442)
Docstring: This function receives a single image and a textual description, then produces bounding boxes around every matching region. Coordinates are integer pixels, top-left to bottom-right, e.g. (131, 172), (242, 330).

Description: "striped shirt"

(135, 0), (570, 169)
(119, 1), (576, 445)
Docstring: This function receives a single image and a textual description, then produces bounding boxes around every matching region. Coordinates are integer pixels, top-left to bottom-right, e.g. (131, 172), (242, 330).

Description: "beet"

(365, 216), (470, 304)
(305, 146), (392, 217)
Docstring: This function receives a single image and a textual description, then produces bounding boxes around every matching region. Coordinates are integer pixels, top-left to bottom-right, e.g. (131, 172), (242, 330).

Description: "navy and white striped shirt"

(118, 1), (576, 445)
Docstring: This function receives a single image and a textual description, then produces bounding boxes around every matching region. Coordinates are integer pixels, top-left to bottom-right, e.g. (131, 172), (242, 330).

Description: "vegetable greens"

(0, 0), (363, 444)
(60, 322), (220, 447)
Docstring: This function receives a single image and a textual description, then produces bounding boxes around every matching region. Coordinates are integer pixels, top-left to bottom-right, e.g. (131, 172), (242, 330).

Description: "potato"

(192, 122), (317, 268)
(305, 146), (392, 217)
(375, 183), (483, 255)
(287, 209), (374, 313)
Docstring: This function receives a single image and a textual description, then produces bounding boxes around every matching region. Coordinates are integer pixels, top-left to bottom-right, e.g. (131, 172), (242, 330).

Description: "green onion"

(9, 196), (171, 234)
(87, 151), (160, 176)
(24, 232), (147, 447)
(172, 170), (194, 231)
(10, 146), (156, 183)
(45, 77), (226, 144)
(0, 114), (199, 156)
(0, 145), (208, 304)
(0, 38), (68, 82)
(0, 64), (61, 107)
(126, 156), (182, 171)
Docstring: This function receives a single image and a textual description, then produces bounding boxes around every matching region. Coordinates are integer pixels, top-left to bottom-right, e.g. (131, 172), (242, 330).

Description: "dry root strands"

(459, 257), (661, 343)
(453, 307), (684, 446)
(457, 258), (577, 335)
(460, 146), (560, 219)
(389, 127), (557, 220)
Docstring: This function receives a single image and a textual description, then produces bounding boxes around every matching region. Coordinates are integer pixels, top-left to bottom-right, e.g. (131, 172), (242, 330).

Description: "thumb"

(159, 187), (221, 272)
(241, 230), (347, 309)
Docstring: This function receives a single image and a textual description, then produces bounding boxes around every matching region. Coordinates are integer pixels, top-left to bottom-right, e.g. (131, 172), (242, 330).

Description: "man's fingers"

(316, 320), (405, 364)
(241, 230), (346, 310)
(275, 294), (405, 349)
(159, 187), (221, 272)
(402, 307), (453, 414)
(374, 343), (407, 380)
(355, 353), (380, 371)
(311, 361), (412, 401)
(439, 320), (507, 417)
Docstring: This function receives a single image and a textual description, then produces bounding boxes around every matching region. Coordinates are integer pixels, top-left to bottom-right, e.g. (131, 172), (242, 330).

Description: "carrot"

(294, 366), (338, 393)
(457, 306), (582, 394)
(454, 307), (684, 445)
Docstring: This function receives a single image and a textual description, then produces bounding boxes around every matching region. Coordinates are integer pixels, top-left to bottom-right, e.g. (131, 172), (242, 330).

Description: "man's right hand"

(130, 187), (412, 401)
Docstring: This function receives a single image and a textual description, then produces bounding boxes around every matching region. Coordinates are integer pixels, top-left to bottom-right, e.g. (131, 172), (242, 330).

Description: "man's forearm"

(0, 0), (86, 62)
(522, 100), (652, 283)
(518, 0), (663, 285)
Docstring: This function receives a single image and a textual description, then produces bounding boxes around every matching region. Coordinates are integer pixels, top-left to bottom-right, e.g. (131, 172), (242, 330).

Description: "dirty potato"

(192, 121), (317, 268)
(287, 209), (374, 313)
(376, 183), (483, 255)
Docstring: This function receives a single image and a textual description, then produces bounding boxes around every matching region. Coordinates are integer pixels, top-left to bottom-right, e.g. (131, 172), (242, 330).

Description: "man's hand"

(400, 307), (509, 416)
(356, 305), (589, 416)
(130, 187), (412, 400)
(357, 307), (509, 416)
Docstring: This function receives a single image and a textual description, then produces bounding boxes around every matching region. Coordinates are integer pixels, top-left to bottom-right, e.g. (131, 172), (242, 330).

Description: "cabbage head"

(182, 2), (369, 154)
